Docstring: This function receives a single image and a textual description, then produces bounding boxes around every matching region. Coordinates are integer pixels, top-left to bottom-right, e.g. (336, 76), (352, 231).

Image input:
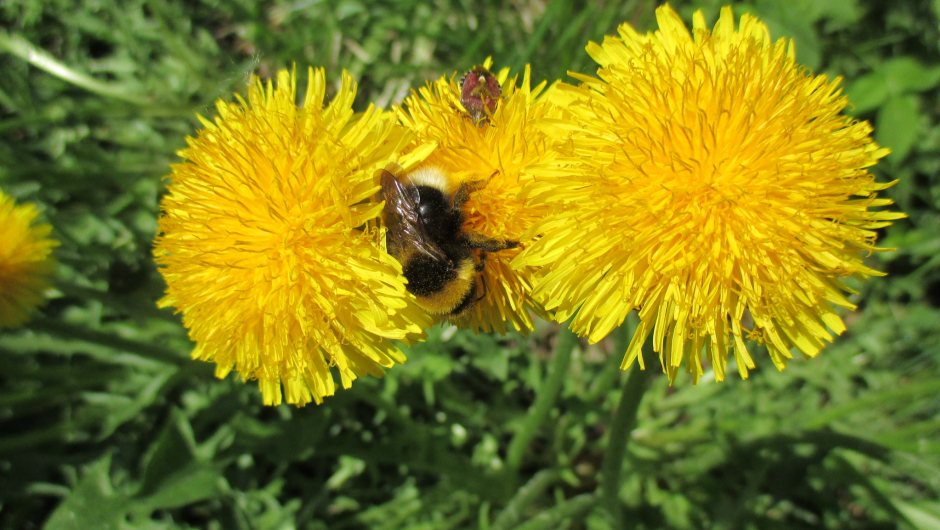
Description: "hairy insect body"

(460, 65), (502, 127)
(378, 163), (518, 316)
(405, 184), (477, 314)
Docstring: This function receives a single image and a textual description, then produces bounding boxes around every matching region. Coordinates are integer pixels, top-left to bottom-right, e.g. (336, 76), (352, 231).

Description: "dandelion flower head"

(514, 5), (905, 382)
(397, 59), (559, 334)
(0, 191), (58, 329)
(155, 67), (433, 406)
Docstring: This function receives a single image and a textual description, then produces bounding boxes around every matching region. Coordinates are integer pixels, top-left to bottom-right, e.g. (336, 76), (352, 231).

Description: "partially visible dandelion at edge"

(0, 191), (58, 330)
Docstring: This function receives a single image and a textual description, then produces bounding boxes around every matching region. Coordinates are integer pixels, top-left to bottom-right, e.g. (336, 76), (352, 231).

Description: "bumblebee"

(378, 162), (518, 316)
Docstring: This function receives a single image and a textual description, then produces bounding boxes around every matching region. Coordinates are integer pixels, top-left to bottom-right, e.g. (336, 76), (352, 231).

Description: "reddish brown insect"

(460, 66), (502, 127)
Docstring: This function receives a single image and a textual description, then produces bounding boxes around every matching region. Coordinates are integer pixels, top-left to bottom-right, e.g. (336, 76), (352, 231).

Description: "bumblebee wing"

(379, 165), (449, 263)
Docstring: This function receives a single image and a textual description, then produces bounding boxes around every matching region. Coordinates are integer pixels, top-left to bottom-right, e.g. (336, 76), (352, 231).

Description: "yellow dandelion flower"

(0, 191), (58, 329)
(396, 59), (558, 334)
(514, 5), (905, 382)
(155, 67), (433, 406)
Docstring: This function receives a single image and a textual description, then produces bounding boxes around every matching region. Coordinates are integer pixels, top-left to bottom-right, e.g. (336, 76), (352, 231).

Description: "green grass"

(2, 0), (940, 528)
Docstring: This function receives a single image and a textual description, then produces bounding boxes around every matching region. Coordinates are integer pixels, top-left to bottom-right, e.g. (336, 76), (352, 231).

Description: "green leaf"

(137, 409), (198, 497)
(756, 13), (823, 71)
(876, 94), (921, 162)
(845, 71), (889, 114)
(325, 456), (367, 490)
(805, 379), (940, 429)
(845, 58), (940, 116)
(83, 368), (176, 440)
(748, 0), (860, 70)
(44, 414), (227, 529)
(43, 455), (124, 530)
(133, 410), (227, 512)
(894, 500), (940, 530)
(471, 347), (511, 381)
(884, 57), (940, 94)
(0, 31), (153, 105)
(136, 465), (226, 513)
(817, 0), (865, 31)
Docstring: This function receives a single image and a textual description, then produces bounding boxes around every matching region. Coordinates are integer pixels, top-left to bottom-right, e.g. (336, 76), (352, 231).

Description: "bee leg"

(464, 232), (519, 253)
(475, 250), (488, 272)
(453, 170), (499, 208)
(476, 266), (489, 302)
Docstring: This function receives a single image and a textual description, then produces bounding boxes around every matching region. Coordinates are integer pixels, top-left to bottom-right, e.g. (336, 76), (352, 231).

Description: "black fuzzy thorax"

(415, 186), (462, 243)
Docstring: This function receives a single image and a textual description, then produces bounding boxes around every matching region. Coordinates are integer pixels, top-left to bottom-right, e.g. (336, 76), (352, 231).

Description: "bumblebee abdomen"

(403, 254), (457, 297)
(404, 254), (476, 315)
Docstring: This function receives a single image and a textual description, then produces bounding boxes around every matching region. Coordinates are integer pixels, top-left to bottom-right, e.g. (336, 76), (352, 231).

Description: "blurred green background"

(1, 0), (938, 528)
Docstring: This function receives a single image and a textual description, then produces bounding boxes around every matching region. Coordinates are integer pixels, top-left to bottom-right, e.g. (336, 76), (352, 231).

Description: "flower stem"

(491, 468), (562, 530)
(600, 336), (654, 528)
(510, 493), (597, 530)
(506, 322), (578, 473)
(585, 314), (639, 403)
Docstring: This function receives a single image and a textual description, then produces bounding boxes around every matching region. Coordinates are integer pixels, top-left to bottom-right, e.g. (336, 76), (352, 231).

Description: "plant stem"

(509, 493), (597, 530)
(491, 469), (562, 530)
(600, 351), (654, 528)
(584, 314), (638, 403)
(506, 323), (578, 473)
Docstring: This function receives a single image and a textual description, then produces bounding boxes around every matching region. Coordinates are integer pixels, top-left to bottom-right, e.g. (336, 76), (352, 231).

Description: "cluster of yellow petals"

(515, 5), (904, 382)
(155, 67), (432, 406)
(0, 191), (58, 329)
(397, 59), (559, 334)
